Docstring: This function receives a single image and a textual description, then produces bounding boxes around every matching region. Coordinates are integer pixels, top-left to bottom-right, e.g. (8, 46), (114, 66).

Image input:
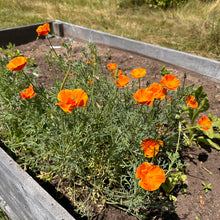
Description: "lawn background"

(0, 0), (219, 60)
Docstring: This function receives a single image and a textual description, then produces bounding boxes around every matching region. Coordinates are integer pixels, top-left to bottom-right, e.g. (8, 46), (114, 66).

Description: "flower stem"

(166, 121), (181, 175)
(47, 36), (59, 59)
(60, 66), (71, 91)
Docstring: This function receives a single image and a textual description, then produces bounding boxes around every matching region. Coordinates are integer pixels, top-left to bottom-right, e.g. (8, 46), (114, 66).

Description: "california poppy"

(141, 138), (163, 158)
(132, 88), (154, 106)
(107, 63), (117, 70)
(149, 83), (167, 101)
(20, 85), (36, 99)
(7, 57), (28, 71)
(136, 162), (166, 191)
(131, 68), (146, 79)
(160, 74), (180, 90)
(115, 75), (130, 88)
(36, 23), (50, 37)
(55, 89), (88, 113)
(198, 116), (212, 130)
(186, 95), (198, 109)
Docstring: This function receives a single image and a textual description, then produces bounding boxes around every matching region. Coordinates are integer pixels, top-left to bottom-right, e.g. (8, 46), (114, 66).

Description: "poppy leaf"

(197, 136), (220, 150)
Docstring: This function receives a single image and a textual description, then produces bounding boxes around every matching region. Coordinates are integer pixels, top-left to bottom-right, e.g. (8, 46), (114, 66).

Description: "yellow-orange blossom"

(136, 162), (166, 191)
(7, 57), (28, 71)
(20, 85), (36, 99)
(141, 138), (163, 158)
(56, 89), (88, 113)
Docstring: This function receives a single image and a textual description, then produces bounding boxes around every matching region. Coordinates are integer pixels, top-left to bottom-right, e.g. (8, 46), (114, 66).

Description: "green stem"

(166, 121), (181, 175)
(60, 66), (71, 91)
(91, 69), (96, 114)
(45, 54), (60, 90)
(47, 36), (59, 59)
(110, 86), (118, 146)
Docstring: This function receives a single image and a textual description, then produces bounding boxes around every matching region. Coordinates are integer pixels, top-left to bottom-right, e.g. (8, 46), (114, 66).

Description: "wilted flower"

(115, 75), (130, 88)
(132, 88), (154, 106)
(141, 138), (163, 158)
(136, 162), (166, 191)
(186, 95), (198, 109)
(36, 23), (50, 37)
(198, 116), (212, 130)
(160, 74), (180, 90)
(55, 89), (88, 113)
(7, 57), (28, 71)
(20, 85), (36, 99)
(131, 68), (146, 79)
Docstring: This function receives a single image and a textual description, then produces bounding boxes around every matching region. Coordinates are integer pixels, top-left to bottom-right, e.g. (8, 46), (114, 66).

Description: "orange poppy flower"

(20, 85), (36, 99)
(107, 63), (117, 70)
(131, 68), (146, 79)
(115, 75), (130, 88)
(198, 116), (212, 130)
(7, 57), (28, 71)
(136, 162), (166, 191)
(132, 88), (155, 106)
(160, 74), (180, 90)
(36, 23), (50, 37)
(55, 89), (88, 113)
(186, 95), (198, 109)
(141, 138), (163, 158)
(149, 83), (167, 101)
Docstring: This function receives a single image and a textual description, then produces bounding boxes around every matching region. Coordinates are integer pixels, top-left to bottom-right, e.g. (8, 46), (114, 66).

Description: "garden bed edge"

(0, 147), (75, 220)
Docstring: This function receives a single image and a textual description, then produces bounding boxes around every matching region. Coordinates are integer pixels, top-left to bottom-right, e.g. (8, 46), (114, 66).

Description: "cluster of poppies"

(5, 23), (213, 193)
(106, 62), (212, 191)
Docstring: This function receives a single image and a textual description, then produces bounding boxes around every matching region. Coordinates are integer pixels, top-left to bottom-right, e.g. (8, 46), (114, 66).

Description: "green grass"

(0, 0), (219, 58)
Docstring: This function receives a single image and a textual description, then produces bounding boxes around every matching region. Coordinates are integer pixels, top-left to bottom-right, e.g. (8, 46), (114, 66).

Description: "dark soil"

(14, 37), (220, 220)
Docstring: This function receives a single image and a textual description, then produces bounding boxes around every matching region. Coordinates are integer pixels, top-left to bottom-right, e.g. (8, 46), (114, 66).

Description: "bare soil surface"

(13, 37), (220, 220)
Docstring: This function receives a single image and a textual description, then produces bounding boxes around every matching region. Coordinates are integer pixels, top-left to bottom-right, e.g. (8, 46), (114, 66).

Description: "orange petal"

(136, 162), (166, 191)
(7, 57), (28, 71)
(198, 116), (212, 130)
(131, 68), (146, 78)
(72, 89), (88, 107)
(160, 74), (180, 90)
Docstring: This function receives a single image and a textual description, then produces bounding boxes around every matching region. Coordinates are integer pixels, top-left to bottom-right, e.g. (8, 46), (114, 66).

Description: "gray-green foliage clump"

(0, 41), (186, 218)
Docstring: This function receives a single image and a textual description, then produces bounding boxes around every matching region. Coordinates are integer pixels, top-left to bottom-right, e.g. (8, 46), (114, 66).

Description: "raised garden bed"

(0, 21), (220, 220)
